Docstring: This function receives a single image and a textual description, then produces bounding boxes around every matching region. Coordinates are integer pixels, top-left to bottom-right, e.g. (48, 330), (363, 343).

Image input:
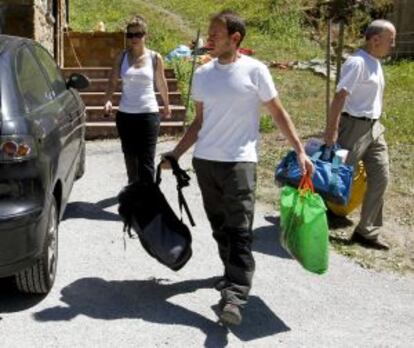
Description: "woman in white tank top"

(104, 16), (171, 184)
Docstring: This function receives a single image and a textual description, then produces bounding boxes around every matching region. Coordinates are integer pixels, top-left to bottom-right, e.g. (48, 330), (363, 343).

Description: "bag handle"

(312, 144), (340, 161)
(298, 174), (315, 193)
(311, 145), (341, 195)
(156, 157), (195, 227)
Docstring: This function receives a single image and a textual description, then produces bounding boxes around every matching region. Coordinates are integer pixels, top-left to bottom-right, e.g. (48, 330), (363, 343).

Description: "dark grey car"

(0, 35), (89, 294)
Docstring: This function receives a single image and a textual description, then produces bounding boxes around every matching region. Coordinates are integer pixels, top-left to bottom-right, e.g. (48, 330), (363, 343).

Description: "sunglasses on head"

(126, 32), (145, 39)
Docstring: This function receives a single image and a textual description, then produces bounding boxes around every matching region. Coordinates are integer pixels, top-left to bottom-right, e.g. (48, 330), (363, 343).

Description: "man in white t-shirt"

(324, 20), (396, 250)
(164, 10), (313, 325)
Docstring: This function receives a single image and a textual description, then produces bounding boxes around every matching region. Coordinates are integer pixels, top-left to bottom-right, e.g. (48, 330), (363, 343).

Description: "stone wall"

(0, 0), (67, 62)
(33, 0), (54, 53)
(64, 31), (125, 67)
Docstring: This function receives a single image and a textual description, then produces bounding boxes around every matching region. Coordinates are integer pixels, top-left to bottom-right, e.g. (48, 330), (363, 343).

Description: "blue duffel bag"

(275, 147), (354, 205)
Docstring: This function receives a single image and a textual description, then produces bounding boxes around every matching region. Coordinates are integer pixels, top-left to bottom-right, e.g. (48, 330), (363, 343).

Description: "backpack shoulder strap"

(118, 49), (128, 77)
(151, 50), (158, 89)
(157, 156), (195, 227)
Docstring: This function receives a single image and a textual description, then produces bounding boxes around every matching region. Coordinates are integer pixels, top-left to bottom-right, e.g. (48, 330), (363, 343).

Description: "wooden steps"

(79, 91), (183, 106)
(63, 67), (177, 79)
(61, 67), (185, 139)
(81, 78), (178, 93)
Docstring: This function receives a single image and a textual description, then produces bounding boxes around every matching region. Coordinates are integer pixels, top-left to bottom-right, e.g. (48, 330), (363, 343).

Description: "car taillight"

(0, 135), (36, 162)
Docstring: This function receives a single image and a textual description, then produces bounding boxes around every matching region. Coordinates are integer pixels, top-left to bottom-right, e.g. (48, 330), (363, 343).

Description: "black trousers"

(116, 111), (160, 184)
(192, 157), (257, 306)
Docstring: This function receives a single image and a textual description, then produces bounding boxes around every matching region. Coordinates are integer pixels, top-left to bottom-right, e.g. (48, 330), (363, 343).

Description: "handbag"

(118, 156), (194, 271)
(275, 146), (354, 205)
(280, 175), (329, 274)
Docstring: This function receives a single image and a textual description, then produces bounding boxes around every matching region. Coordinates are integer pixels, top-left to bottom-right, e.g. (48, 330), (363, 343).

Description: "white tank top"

(118, 50), (159, 114)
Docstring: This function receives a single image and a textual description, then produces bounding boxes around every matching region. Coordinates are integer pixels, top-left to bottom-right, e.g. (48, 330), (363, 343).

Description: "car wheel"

(15, 196), (58, 294)
(75, 141), (86, 180)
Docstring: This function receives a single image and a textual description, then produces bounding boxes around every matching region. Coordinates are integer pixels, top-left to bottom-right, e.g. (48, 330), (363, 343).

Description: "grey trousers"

(338, 115), (390, 239)
(192, 158), (256, 306)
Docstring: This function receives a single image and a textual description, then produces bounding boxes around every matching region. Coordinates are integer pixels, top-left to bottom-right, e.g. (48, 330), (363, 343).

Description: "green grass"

(150, 0), (321, 61)
(382, 60), (414, 145)
(69, 0), (192, 55)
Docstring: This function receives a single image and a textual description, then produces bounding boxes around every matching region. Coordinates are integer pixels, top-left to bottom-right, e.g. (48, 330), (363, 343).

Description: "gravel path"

(1, 139), (413, 347)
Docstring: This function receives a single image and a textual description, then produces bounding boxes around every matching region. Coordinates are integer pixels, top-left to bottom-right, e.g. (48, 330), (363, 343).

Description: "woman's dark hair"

(210, 10), (246, 47)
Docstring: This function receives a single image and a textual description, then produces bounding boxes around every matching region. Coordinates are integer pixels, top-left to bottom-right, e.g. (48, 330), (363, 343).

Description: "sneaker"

(220, 303), (242, 326)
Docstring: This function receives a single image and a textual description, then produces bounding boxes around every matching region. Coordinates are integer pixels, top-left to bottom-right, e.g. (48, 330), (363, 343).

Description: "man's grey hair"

(365, 20), (395, 40)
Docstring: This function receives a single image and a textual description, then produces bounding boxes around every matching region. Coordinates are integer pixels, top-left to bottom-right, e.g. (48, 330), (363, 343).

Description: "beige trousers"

(338, 115), (390, 239)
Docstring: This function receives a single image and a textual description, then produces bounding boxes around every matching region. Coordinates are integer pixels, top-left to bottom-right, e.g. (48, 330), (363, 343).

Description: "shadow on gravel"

(211, 296), (290, 342)
(0, 277), (45, 313)
(33, 277), (289, 346)
(63, 196), (120, 222)
(252, 215), (292, 259)
(326, 210), (354, 229)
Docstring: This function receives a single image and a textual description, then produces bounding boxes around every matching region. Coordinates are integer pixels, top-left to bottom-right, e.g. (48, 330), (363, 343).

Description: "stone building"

(0, 0), (67, 65)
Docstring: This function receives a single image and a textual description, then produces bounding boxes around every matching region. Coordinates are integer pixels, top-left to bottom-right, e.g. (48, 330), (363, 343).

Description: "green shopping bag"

(280, 174), (329, 274)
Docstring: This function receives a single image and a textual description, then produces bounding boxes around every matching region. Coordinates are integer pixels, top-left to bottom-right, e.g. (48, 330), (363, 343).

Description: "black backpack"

(118, 156), (194, 271)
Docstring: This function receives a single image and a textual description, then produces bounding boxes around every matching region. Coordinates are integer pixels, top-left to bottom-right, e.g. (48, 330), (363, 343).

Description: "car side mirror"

(66, 73), (90, 90)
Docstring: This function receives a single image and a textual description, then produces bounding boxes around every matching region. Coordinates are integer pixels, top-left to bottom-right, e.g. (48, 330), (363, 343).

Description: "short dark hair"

(210, 10), (246, 47)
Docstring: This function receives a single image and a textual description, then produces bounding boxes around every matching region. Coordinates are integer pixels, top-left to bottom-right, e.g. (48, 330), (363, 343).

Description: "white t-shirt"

(119, 50), (159, 114)
(192, 55), (278, 162)
(337, 49), (384, 119)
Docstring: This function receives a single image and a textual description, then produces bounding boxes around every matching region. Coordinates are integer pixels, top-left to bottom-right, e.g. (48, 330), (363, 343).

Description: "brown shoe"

(350, 232), (390, 250)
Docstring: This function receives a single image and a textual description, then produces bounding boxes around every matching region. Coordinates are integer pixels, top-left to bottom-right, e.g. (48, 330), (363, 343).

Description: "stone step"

(62, 67), (176, 79)
(85, 105), (186, 122)
(83, 78), (178, 92)
(80, 91), (183, 106)
(85, 121), (184, 140)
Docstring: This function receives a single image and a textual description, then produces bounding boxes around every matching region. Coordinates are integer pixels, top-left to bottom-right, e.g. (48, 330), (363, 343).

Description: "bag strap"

(118, 49), (127, 77)
(156, 157), (195, 227)
(151, 50), (158, 90)
(312, 146), (341, 194)
(298, 174), (315, 193)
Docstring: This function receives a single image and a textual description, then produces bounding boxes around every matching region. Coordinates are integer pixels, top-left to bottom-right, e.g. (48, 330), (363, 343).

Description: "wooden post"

(335, 19), (345, 86)
(326, 18), (332, 123)
(183, 28), (201, 130)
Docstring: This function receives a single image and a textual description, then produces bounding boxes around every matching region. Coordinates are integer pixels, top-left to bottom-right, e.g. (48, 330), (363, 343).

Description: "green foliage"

(167, 58), (195, 121)
(382, 61), (414, 145)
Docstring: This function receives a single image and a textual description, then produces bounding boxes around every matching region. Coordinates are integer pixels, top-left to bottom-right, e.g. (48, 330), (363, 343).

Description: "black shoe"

(220, 303), (242, 326)
(350, 232), (390, 250)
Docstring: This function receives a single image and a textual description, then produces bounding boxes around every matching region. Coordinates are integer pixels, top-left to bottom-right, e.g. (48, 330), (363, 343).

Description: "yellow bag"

(326, 161), (366, 217)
